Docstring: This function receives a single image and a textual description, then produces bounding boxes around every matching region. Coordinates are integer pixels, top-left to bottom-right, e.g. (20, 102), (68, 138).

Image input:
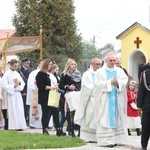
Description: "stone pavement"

(22, 127), (150, 150)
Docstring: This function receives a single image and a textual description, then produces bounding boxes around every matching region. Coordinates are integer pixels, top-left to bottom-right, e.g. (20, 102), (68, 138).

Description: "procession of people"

(0, 53), (149, 150)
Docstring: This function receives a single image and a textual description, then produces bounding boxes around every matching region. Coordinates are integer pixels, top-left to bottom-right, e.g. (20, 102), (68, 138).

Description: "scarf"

(67, 69), (81, 82)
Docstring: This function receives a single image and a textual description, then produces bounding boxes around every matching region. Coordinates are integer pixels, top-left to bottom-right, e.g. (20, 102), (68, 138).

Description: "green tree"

(12, 0), (83, 70)
(78, 39), (100, 73)
(98, 43), (114, 55)
(78, 41), (116, 73)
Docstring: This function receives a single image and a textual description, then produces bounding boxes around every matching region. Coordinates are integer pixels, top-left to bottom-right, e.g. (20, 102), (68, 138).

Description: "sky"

(0, 0), (150, 50)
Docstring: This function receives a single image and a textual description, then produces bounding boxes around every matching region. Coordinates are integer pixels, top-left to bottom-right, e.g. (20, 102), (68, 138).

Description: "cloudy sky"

(0, 0), (150, 49)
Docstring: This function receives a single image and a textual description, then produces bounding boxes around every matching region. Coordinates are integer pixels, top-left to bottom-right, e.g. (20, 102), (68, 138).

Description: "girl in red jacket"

(127, 80), (141, 136)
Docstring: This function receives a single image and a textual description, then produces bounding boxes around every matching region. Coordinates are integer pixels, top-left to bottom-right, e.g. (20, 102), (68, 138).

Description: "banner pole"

(40, 25), (43, 59)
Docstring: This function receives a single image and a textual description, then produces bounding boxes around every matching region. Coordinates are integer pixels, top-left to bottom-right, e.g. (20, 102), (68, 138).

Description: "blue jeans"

(60, 111), (71, 132)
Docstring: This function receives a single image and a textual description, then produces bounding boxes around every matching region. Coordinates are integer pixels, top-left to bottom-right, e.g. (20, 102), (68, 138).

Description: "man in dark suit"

(19, 57), (31, 126)
(137, 69), (150, 150)
(138, 59), (150, 82)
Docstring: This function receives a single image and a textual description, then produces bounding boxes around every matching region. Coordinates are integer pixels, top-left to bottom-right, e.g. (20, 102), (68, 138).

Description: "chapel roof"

(116, 22), (150, 39)
(100, 49), (117, 60)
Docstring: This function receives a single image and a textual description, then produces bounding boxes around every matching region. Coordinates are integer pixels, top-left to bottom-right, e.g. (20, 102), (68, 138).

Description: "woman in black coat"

(36, 59), (54, 134)
(59, 58), (81, 137)
(36, 59), (66, 136)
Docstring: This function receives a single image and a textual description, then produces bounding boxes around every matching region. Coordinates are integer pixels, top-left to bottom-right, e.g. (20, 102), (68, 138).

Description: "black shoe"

(88, 141), (97, 143)
(30, 126), (35, 129)
(61, 132), (66, 136)
(56, 129), (66, 136)
(43, 129), (49, 135)
(128, 132), (131, 136)
(128, 129), (131, 136)
(17, 129), (24, 131)
(106, 144), (117, 148)
(60, 129), (66, 136)
(4, 127), (8, 130)
(136, 129), (141, 136)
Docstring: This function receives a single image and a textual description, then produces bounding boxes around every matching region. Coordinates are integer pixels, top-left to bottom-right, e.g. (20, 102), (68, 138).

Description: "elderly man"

(114, 57), (122, 67)
(115, 57), (133, 82)
(74, 57), (101, 142)
(94, 53), (128, 147)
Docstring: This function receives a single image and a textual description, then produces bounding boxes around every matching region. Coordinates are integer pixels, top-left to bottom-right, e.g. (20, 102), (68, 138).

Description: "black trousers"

(2, 109), (8, 130)
(41, 104), (51, 130)
(141, 112), (150, 148)
(49, 106), (60, 129)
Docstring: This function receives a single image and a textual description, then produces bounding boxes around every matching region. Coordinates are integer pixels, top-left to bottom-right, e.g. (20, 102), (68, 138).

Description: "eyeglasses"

(108, 60), (116, 62)
(93, 63), (101, 66)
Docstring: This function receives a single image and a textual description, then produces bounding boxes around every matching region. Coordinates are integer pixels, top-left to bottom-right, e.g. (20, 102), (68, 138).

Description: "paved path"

(22, 128), (150, 150)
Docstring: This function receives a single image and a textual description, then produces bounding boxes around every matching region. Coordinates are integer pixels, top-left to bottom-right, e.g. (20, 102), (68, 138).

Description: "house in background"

(0, 29), (15, 39)
(0, 29), (18, 68)
(116, 22), (150, 83)
(100, 49), (118, 60)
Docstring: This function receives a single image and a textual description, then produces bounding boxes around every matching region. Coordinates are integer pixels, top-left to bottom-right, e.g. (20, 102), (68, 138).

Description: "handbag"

(130, 102), (138, 110)
(65, 91), (80, 111)
(47, 90), (61, 108)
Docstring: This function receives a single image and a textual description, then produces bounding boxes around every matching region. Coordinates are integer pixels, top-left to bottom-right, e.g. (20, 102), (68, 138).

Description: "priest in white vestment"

(74, 58), (101, 142)
(94, 53), (128, 147)
(1, 59), (27, 130)
(26, 60), (43, 128)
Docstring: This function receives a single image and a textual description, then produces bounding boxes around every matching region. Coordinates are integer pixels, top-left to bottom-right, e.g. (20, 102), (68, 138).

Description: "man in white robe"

(94, 53), (128, 147)
(1, 59), (26, 130)
(26, 59), (43, 128)
(74, 58), (101, 142)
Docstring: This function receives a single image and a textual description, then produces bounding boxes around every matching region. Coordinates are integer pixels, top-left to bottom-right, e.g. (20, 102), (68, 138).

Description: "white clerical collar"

(103, 64), (116, 72)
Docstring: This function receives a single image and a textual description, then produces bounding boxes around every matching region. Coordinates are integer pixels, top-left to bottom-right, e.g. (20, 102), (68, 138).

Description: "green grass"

(0, 130), (85, 150)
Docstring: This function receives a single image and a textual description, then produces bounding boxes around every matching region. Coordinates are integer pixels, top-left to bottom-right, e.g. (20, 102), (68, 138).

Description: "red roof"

(0, 29), (16, 39)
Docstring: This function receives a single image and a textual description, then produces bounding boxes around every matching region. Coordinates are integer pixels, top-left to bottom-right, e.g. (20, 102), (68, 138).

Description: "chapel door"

(128, 50), (146, 84)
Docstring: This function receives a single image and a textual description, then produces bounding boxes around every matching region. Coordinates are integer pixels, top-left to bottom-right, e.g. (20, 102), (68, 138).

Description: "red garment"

(127, 90), (140, 117)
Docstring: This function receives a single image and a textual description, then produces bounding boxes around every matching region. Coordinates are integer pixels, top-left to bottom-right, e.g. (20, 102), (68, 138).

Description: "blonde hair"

(63, 58), (77, 75)
(52, 64), (59, 74)
(127, 80), (137, 90)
